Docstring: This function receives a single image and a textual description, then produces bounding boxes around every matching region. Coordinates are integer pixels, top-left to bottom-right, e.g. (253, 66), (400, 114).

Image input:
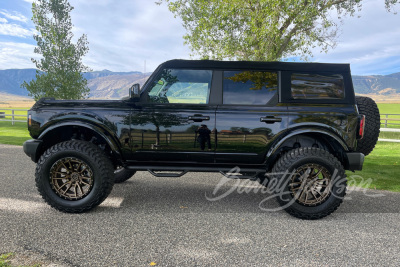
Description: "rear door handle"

(188, 115), (210, 122)
(260, 116), (282, 124)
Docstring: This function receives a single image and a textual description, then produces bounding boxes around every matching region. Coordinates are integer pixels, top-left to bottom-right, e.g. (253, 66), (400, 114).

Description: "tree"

(227, 71), (278, 90)
(131, 112), (188, 146)
(158, 0), (398, 61)
(22, 0), (91, 100)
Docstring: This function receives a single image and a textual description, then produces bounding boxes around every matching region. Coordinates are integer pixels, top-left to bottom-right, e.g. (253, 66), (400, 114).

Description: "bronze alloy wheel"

(289, 163), (332, 206)
(49, 157), (94, 200)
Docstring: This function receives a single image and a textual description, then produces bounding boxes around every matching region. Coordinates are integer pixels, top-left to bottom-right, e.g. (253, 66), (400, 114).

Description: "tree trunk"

(155, 126), (160, 146)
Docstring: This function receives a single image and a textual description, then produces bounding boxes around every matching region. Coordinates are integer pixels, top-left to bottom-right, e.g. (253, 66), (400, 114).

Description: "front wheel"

(35, 140), (115, 213)
(270, 148), (347, 220)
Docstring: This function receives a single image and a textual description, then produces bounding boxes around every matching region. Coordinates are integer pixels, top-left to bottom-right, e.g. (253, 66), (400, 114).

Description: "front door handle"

(188, 114), (210, 122)
(260, 116), (282, 124)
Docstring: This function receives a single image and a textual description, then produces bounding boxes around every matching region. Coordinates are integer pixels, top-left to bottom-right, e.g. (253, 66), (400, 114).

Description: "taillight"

(28, 114), (32, 127)
(358, 115), (365, 139)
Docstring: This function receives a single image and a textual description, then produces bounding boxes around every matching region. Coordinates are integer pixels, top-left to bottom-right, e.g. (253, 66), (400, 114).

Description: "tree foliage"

(22, 0), (91, 100)
(227, 71), (278, 90)
(158, 0), (398, 61)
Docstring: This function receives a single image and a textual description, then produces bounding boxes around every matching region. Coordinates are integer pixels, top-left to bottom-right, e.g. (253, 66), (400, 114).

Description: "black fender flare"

(265, 127), (349, 169)
(38, 121), (123, 161)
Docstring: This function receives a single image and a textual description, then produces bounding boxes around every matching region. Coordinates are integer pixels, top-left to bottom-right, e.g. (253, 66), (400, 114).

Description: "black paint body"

(25, 60), (362, 171)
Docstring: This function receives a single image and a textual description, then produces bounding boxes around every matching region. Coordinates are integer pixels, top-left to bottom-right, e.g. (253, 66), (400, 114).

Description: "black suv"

(23, 60), (380, 219)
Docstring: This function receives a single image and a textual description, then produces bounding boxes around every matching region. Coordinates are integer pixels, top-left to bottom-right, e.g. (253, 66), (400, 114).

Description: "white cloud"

(309, 0), (400, 75)
(0, 42), (36, 69)
(0, 0), (398, 75)
(68, 0), (400, 74)
(0, 10), (28, 23)
(0, 23), (34, 37)
(68, 0), (191, 72)
(0, 18), (7, 23)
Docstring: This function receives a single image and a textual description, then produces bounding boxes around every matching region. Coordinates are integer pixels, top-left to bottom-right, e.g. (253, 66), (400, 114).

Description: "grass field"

(378, 102), (400, 138)
(379, 131), (400, 140)
(0, 121), (30, 145)
(0, 107), (30, 146)
(346, 142), (400, 192)
(377, 103), (400, 114)
(378, 103), (400, 128)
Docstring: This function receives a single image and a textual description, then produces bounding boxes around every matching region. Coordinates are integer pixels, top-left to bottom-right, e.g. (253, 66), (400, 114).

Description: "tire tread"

(35, 140), (114, 213)
(271, 147), (347, 220)
(355, 96), (380, 156)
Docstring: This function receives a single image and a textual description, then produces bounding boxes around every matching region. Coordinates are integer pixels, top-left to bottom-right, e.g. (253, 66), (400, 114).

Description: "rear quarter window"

(291, 73), (345, 99)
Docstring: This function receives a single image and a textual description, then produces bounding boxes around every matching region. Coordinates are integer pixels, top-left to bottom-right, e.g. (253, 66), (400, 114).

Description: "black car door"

(215, 70), (288, 164)
(129, 68), (217, 163)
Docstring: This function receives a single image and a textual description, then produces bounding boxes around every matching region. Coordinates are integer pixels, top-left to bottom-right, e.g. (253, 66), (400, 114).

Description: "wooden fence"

(381, 114), (400, 128)
(0, 109), (28, 125)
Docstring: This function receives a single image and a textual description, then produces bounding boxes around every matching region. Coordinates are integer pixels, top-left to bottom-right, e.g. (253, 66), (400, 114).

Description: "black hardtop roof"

(159, 59), (350, 73)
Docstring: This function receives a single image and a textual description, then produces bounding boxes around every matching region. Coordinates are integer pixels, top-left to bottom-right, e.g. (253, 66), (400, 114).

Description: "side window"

(223, 71), (278, 105)
(291, 73), (344, 99)
(147, 69), (212, 104)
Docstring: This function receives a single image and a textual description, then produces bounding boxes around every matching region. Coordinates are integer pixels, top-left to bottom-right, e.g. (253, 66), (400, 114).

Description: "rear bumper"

(23, 139), (43, 163)
(346, 152), (365, 171)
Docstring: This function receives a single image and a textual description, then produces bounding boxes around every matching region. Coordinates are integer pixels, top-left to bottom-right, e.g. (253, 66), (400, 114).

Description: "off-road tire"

(35, 140), (115, 213)
(355, 96), (380, 156)
(114, 167), (136, 183)
(270, 147), (347, 220)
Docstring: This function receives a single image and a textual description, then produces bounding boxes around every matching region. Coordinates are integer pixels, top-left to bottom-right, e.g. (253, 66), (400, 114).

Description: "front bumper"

(23, 139), (43, 163)
(346, 152), (365, 171)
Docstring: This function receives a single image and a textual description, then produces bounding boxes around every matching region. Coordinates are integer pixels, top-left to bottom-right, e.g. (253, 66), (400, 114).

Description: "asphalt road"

(1, 144), (400, 266)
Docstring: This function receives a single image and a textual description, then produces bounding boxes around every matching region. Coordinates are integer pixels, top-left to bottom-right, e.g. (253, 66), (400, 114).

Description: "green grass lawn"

(379, 131), (400, 140)
(0, 107), (30, 145)
(346, 142), (400, 192)
(0, 121), (31, 145)
(377, 103), (400, 114)
(0, 253), (13, 267)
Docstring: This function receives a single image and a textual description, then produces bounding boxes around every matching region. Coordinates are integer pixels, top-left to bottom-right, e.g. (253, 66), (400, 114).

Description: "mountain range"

(0, 69), (151, 99)
(352, 73), (400, 95)
(0, 69), (400, 99)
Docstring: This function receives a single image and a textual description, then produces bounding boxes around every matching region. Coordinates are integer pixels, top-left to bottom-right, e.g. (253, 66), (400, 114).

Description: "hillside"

(0, 69), (150, 99)
(1, 68), (400, 99)
(87, 73), (150, 99)
(0, 69), (37, 96)
(352, 73), (400, 95)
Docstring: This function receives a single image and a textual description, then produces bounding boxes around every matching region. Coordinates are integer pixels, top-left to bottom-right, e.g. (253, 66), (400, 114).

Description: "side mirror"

(129, 83), (141, 101)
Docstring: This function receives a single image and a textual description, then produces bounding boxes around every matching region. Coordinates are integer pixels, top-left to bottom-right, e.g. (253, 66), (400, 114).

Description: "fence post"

(385, 114), (388, 128)
(12, 109), (15, 125)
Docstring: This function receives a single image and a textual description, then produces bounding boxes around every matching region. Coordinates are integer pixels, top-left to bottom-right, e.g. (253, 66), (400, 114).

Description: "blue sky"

(0, 0), (399, 75)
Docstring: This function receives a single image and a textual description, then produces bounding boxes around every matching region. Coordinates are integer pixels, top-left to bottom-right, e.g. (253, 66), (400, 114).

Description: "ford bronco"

(23, 60), (380, 219)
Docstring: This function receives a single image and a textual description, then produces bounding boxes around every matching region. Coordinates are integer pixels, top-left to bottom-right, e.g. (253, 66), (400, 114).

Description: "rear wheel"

(35, 140), (114, 213)
(355, 96), (380, 156)
(270, 147), (347, 220)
